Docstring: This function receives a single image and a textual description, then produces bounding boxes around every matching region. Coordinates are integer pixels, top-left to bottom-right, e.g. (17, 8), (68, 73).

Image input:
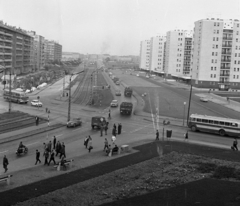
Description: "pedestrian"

(113, 123), (116, 131)
(35, 116), (38, 126)
(112, 127), (116, 136)
(53, 136), (57, 150)
(100, 125), (103, 137)
(48, 150), (56, 165)
(108, 109), (111, 119)
(47, 115), (50, 126)
(112, 135), (116, 144)
(35, 150), (41, 165)
(184, 131), (189, 141)
(55, 141), (62, 156)
(60, 142), (66, 158)
(43, 142), (47, 154)
(88, 137), (93, 152)
(103, 138), (109, 151)
(84, 136), (89, 148)
(104, 124), (108, 135)
(232, 138), (238, 151)
(3, 155), (8, 173)
(156, 130), (159, 140)
(46, 108), (48, 113)
(43, 150), (49, 165)
(48, 141), (52, 152)
(118, 123), (122, 135)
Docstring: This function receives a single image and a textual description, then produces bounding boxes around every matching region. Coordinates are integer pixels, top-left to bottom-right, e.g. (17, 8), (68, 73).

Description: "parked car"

(200, 97), (208, 102)
(67, 118), (82, 128)
(115, 90), (121, 96)
(31, 100), (43, 107)
(110, 100), (118, 107)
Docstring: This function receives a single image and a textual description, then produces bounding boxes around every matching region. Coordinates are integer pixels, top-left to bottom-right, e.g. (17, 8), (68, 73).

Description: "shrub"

(196, 162), (217, 173)
(212, 166), (236, 179)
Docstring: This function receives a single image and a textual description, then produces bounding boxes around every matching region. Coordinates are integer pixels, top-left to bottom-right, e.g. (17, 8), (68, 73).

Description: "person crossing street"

(35, 150), (41, 165)
(48, 150), (56, 165)
(3, 155), (9, 173)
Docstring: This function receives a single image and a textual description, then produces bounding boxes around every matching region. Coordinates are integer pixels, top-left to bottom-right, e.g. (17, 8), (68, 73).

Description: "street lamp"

(183, 102), (186, 126)
(67, 70), (85, 121)
(186, 77), (193, 125)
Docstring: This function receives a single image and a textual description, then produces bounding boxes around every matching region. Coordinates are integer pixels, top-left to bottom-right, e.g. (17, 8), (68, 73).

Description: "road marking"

(0, 150), (8, 154)
(26, 142), (39, 146)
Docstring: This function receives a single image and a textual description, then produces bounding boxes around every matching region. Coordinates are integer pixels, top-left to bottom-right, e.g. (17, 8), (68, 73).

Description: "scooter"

(16, 146), (28, 156)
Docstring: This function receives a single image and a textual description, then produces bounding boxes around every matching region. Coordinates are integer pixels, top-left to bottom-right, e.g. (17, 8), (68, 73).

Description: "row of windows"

(235, 53), (240, 57)
(176, 69), (181, 72)
(212, 44), (219, 49)
(213, 37), (219, 41)
(211, 59), (218, 63)
(233, 75), (239, 79)
(211, 67), (217, 71)
(191, 117), (238, 127)
(234, 68), (240, 71)
(212, 52), (218, 56)
(176, 64), (181, 67)
(210, 74), (216, 78)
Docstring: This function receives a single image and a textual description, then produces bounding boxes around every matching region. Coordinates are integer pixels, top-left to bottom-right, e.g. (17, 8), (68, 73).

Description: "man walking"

(43, 150), (49, 165)
(108, 109), (111, 119)
(48, 141), (52, 152)
(103, 138), (109, 151)
(48, 150), (56, 165)
(100, 125), (103, 137)
(104, 124), (108, 135)
(3, 155), (8, 173)
(53, 136), (57, 150)
(156, 130), (159, 141)
(184, 131), (189, 141)
(88, 137), (93, 153)
(232, 138), (238, 151)
(60, 142), (66, 158)
(118, 123), (122, 135)
(35, 150), (41, 165)
(55, 141), (62, 156)
(84, 136), (89, 149)
(35, 116), (38, 126)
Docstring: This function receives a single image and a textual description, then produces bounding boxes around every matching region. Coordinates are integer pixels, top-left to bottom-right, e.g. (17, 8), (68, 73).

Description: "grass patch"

(196, 162), (217, 173)
(212, 166), (236, 179)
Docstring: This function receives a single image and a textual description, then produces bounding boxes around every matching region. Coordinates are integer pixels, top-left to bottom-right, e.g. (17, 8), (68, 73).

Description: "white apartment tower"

(139, 40), (150, 70)
(165, 30), (193, 77)
(149, 35), (166, 74)
(191, 18), (240, 90)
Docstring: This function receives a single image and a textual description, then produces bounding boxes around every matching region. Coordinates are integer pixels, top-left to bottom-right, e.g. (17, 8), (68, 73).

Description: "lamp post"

(183, 102), (186, 126)
(186, 83), (193, 125)
(67, 70), (85, 121)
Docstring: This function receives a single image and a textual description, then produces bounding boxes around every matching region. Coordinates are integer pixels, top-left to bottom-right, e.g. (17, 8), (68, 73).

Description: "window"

(237, 75), (239, 79)
(216, 37), (219, 41)
(214, 22), (216, 26)
(212, 52), (214, 56)
(234, 75), (235, 79)
(217, 23), (220, 26)
(238, 68), (240, 71)
(214, 74), (216, 78)
(213, 37), (215, 41)
(225, 122), (230, 126)
(238, 24), (240, 28)
(213, 44), (215, 49)
(235, 60), (237, 64)
(211, 67), (213, 70)
(220, 121), (224, 126)
(215, 67), (217, 70)
(216, 45), (218, 48)
(237, 39), (239, 42)
(235, 54), (237, 57)
(213, 121), (219, 124)
(215, 59), (217, 63)
(212, 59), (214, 63)
(211, 74), (213, 78)
(202, 119), (209, 123)
(215, 52), (217, 56)
(238, 60), (240, 64)
(209, 120), (213, 124)
(217, 30), (219, 34)
(213, 30), (216, 34)
(197, 119), (202, 122)
(234, 68), (236, 71)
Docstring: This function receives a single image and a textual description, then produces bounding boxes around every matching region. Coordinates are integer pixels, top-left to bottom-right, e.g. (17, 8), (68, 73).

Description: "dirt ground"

(14, 151), (240, 206)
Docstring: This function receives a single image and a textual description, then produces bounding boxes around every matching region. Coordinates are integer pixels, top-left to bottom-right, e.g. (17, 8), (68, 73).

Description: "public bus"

(188, 114), (240, 137)
(3, 89), (29, 104)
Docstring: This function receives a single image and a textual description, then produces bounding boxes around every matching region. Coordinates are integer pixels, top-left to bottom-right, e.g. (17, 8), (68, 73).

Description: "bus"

(3, 89), (29, 104)
(188, 114), (240, 137)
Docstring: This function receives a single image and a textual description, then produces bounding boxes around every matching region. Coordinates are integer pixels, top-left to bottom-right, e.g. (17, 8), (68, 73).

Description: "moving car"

(67, 118), (82, 128)
(110, 100), (118, 107)
(200, 97), (208, 102)
(115, 90), (121, 96)
(31, 100), (43, 107)
(91, 116), (106, 129)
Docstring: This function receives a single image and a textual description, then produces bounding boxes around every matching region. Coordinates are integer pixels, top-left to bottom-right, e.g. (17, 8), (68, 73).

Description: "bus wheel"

(191, 126), (197, 132)
(219, 129), (225, 136)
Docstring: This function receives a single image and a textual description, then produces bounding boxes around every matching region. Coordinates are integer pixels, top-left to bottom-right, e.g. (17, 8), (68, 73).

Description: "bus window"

(213, 121), (219, 125)
(225, 122), (230, 126)
(219, 121), (224, 126)
(202, 119), (209, 123)
(231, 123), (238, 127)
(209, 120), (213, 124)
(197, 118), (202, 122)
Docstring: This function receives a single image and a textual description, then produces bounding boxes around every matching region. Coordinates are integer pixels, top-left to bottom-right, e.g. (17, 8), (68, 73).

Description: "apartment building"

(28, 31), (45, 71)
(44, 40), (62, 63)
(165, 30), (193, 78)
(191, 18), (240, 90)
(0, 21), (33, 75)
(149, 35), (166, 74)
(139, 40), (150, 70)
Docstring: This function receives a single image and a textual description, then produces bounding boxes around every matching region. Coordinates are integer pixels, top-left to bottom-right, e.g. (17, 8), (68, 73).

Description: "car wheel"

(219, 129), (225, 136)
(191, 126), (197, 132)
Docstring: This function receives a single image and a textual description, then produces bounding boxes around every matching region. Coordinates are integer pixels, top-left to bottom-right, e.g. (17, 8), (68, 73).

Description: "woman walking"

(88, 137), (93, 153)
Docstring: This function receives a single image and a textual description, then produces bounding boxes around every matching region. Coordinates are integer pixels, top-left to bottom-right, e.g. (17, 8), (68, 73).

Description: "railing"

(222, 44), (232, 47)
(221, 52), (231, 55)
(221, 59), (231, 62)
(223, 37), (233, 40)
(220, 66), (230, 69)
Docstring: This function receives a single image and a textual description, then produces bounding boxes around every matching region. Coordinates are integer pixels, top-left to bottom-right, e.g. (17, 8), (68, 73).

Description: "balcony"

(17, 36), (23, 40)
(223, 37), (233, 40)
(222, 44), (232, 47)
(221, 59), (231, 62)
(3, 45), (12, 49)
(220, 66), (230, 69)
(4, 33), (12, 37)
(220, 73), (230, 77)
(221, 52), (231, 55)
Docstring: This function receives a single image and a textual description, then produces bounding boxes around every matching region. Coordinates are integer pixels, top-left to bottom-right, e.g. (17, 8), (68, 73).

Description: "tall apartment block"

(191, 18), (240, 90)
(149, 35), (166, 74)
(44, 40), (62, 63)
(165, 30), (193, 78)
(28, 31), (45, 71)
(0, 21), (33, 75)
(139, 40), (150, 70)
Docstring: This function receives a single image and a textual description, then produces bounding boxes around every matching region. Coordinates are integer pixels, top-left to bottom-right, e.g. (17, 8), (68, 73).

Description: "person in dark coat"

(112, 128), (116, 136)
(104, 124), (108, 135)
(84, 136), (89, 148)
(3, 155), (9, 173)
(53, 136), (57, 150)
(88, 137), (93, 153)
(232, 138), (238, 151)
(156, 130), (159, 140)
(60, 142), (66, 158)
(35, 150), (41, 165)
(48, 141), (52, 152)
(48, 150), (56, 165)
(55, 141), (62, 156)
(43, 150), (49, 165)
(113, 123), (116, 131)
(185, 131), (189, 141)
(118, 123), (122, 135)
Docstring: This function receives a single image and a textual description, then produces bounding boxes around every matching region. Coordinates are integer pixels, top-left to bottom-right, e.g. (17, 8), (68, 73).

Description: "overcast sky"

(0, 0), (240, 55)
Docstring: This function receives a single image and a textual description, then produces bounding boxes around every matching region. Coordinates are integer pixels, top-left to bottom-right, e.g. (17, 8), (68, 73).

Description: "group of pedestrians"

(35, 136), (66, 166)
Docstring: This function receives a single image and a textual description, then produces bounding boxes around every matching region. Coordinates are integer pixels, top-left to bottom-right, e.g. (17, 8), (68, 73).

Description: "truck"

(124, 87), (133, 97)
(113, 77), (119, 83)
(120, 102), (133, 115)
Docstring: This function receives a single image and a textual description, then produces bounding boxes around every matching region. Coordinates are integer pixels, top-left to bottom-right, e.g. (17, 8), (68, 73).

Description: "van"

(91, 116), (106, 129)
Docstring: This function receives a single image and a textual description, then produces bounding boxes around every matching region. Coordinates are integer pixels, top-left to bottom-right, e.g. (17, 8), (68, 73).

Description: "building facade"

(165, 30), (193, 78)
(149, 35), (166, 74)
(139, 40), (150, 70)
(0, 21), (33, 75)
(28, 31), (45, 71)
(62, 52), (81, 61)
(191, 18), (240, 89)
(44, 40), (62, 63)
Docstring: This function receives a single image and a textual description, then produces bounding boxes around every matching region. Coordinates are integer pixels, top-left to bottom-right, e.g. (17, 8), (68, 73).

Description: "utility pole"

(67, 70), (85, 121)
(186, 84), (193, 125)
(9, 71), (12, 112)
(63, 71), (65, 97)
